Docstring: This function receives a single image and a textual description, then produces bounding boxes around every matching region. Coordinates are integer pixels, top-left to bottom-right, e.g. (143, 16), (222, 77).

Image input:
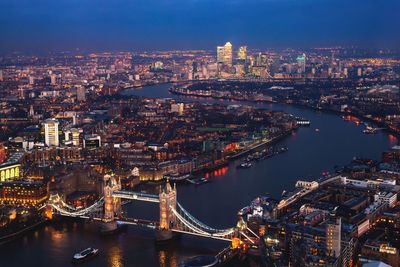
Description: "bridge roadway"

(112, 190), (160, 203)
(117, 217), (160, 229)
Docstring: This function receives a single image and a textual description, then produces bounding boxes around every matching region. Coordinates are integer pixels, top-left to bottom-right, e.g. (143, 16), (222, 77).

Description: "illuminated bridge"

(47, 175), (259, 246)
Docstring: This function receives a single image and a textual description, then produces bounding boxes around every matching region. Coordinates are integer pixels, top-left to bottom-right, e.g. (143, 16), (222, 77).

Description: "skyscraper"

(237, 46), (247, 61)
(217, 46), (225, 65)
(44, 118), (59, 147)
(217, 42), (233, 66)
(297, 53), (306, 73)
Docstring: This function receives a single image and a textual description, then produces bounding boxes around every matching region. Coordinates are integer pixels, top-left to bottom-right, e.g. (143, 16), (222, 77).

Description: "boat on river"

(363, 125), (382, 134)
(72, 247), (99, 264)
(237, 162), (252, 169)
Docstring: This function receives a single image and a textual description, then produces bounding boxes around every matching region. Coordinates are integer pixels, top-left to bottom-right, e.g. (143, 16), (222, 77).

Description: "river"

(0, 83), (397, 267)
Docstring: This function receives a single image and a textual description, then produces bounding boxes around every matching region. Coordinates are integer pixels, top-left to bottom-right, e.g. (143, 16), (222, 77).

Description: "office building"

(65, 128), (83, 147)
(297, 53), (306, 73)
(44, 118), (60, 147)
(83, 134), (101, 149)
(217, 42), (233, 66)
(237, 46), (247, 61)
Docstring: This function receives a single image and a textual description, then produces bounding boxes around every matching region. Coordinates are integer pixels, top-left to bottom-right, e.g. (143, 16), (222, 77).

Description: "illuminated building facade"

(83, 134), (101, 149)
(217, 42), (233, 66)
(159, 182), (176, 230)
(103, 175), (121, 221)
(171, 103), (184, 115)
(297, 53), (306, 73)
(0, 163), (21, 182)
(65, 128), (83, 147)
(44, 118), (60, 147)
(0, 180), (48, 205)
(237, 46), (247, 61)
(326, 217), (341, 257)
(0, 143), (6, 164)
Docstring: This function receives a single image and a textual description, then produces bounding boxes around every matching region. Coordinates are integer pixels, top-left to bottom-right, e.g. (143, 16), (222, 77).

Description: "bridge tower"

(103, 174), (122, 222)
(157, 180), (177, 241)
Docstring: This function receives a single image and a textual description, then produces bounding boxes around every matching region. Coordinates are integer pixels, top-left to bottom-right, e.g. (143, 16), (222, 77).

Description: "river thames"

(0, 84), (397, 267)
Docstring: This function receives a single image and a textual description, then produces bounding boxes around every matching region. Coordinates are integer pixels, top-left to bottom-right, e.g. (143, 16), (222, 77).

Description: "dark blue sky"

(0, 0), (399, 52)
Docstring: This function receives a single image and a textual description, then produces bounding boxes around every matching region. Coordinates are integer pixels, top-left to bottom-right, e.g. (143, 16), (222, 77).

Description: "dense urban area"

(0, 44), (400, 267)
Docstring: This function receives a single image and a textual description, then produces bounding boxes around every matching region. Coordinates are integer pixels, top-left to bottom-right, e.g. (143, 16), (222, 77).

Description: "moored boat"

(237, 162), (252, 169)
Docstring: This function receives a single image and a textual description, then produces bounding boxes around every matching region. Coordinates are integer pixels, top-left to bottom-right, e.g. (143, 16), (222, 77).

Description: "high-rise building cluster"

(217, 42), (233, 66)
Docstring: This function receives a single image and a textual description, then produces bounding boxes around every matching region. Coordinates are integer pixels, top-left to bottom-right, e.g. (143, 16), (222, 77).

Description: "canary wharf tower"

(217, 42), (233, 66)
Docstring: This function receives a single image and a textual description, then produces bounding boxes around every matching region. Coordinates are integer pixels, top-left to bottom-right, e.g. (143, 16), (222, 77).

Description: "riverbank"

(0, 218), (48, 246)
(227, 130), (294, 160)
(169, 86), (400, 137)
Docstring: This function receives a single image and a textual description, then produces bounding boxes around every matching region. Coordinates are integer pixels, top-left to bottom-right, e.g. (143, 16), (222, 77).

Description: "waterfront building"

(0, 180), (48, 205)
(43, 118), (60, 147)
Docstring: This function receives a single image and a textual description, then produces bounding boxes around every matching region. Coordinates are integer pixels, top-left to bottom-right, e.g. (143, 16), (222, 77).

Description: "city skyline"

(0, 0), (399, 53)
(1, 1), (400, 267)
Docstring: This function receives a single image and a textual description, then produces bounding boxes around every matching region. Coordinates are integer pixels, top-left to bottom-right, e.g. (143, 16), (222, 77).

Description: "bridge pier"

(157, 181), (177, 242)
(101, 175), (122, 233)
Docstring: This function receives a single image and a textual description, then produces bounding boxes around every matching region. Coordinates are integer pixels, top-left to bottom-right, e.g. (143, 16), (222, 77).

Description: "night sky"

(0, 0), (399, 53)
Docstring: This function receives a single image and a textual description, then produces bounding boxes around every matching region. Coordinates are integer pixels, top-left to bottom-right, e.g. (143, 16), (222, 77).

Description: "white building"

(375, 192), (397, 208)
(64, 128), (83, 147)
(44, 118), (59, 147)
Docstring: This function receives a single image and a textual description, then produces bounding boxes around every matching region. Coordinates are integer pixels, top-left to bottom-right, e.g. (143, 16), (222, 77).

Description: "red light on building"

(224, 143), (239, 152)
(0, 143), (6, 164)
(388, 134), (398, 143)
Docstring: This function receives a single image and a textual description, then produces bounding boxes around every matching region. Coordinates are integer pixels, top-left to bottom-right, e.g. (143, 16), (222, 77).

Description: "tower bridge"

(47, 175), (259, 251)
